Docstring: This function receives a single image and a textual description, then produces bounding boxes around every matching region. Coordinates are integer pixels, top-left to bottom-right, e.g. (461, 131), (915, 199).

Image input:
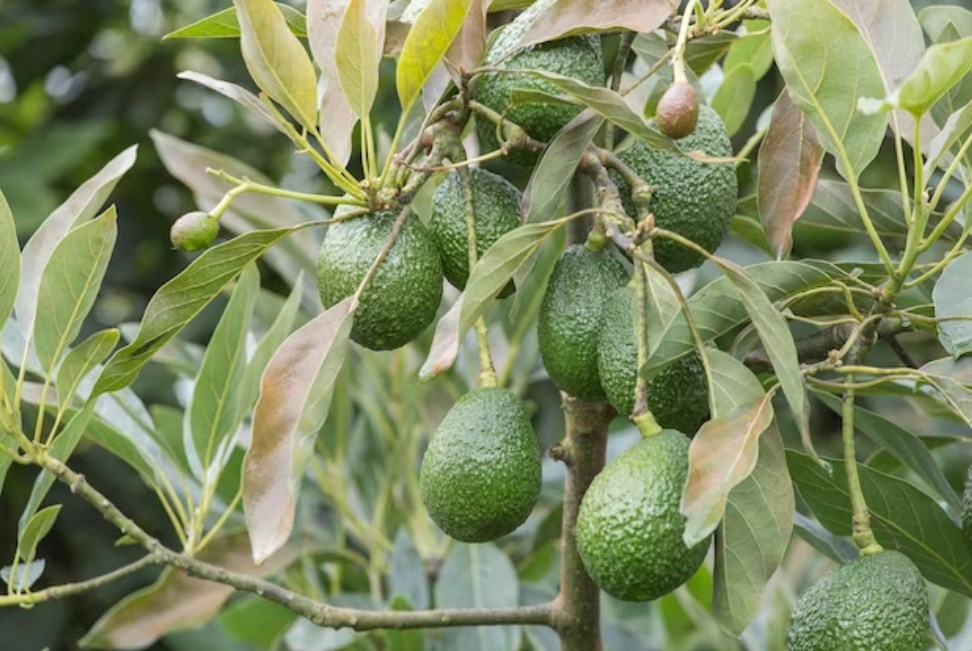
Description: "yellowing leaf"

(397, 0), (473, 111)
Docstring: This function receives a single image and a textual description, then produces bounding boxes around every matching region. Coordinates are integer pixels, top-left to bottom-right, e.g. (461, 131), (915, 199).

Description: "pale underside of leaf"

(518, 0), (672, 49)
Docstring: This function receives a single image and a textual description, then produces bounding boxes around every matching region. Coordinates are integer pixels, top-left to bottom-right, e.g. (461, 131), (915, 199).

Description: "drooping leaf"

(17, 505), (61, 565)
(389, 529), (429, 610)
(757, 90), (824, 258)
(55, 328), (120, 411)
(897, 36), (972, 117)
(188, 264), (260, 474)
(15, 146), (136, 337)
(93, 228), (295, 396)
(933, 250), (972, 358)
(521, 110), (601, 224)
(34, 207), (117, 373)
(396, 0), (473, 111)
(233, 0), (319, 129)
(243, 297), (355, 564)
(419, 294), (464, 381)
(788, 450), (972, 597)
(766, 0), (887, 179)
(711, 64), (757, 137)
(81, 535), (298, 650)
(434, 543), (521, 651)
(0, 190), (19, 331)
(518, 0), (671, 49)
(177, 71), (288, 136)
(335, 0), (388, 118)
(165, 3), (307, 39)
(306, 0), (358, 166)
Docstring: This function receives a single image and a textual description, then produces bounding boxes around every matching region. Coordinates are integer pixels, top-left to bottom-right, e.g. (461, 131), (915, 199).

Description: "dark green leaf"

(217, 596), (296, 649)
(933, 250), (972, 357)
(793, 512), (858, 563)
(165, 3), (307, 39)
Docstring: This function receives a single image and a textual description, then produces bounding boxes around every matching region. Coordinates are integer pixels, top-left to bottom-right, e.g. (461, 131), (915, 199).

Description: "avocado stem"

(630, 244), (662, 433)
(842, 377), (883, 556)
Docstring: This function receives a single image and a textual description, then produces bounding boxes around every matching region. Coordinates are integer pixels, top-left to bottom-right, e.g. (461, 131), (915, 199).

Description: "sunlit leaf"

(518, 0), (671, 49)
(757, 90), (824, 258)
(396, 0), (472, 111)
(34, 207), (117, 373)
(165, 3), (307, 39)
(897, 36), (972, 117)
(234, 0), (319, 128)
(306, 0), (358, 166)
(933, 251), (972, 358)
(335, 0), (388, 118)
(243, 297), (355, 563)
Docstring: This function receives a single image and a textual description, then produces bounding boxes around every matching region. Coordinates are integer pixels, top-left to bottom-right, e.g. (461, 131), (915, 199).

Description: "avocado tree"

(2, 0), (972, 649)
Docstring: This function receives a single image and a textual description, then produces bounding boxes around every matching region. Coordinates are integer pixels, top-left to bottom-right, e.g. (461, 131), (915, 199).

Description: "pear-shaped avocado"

(575, 429), (710, 601)
(537, 244), (628, 400)
(785, 550), (929, 651)
(597, 287), (710, 432)
(419, 387), (541, 543)
(473, 1), (604, 166)
(430, 169), (522, 297)
(614, 105), (737, 273)
(316, 208), (443, 351)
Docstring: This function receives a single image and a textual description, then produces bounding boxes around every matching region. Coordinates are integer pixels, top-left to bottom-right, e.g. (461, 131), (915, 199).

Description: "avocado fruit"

(538, 243), (628, 400)
(317, 208), (443, 351)
(430, 169), (522, 297)
(419, 387), (541, 542)
(615, 105), (737, 272)
(785, 550), (929, 651)
(597, 287), (710, 432)
(575, 429), (710, 601)
(473, 1), (604, 166)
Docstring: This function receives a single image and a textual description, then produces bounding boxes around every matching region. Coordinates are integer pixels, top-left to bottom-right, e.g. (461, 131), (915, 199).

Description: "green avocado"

(597, 287), (710, 433)
(538, 244), (628, 400)
(785, 550), (930, 651)
(430, 169), (522, 297)
(473, 1), (604, 166)
(419, 387), (541, 543)
(575, 429), (710, 602)
(962, 464), (972, 547)
(615, 105), (737, 272)
(316, 208), (442, 351)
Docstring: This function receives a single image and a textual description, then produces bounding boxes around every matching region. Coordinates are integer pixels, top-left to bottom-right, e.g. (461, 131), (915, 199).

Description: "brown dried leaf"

(243, 297), (355, 564)
(757, 90), (824, 258)
(519, 0), (672, 50)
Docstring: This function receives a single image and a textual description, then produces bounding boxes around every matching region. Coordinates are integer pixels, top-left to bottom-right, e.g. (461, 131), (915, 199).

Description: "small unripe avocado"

(962, 464), (972, 547)
(473, 1), (604, 166)
(537, 244), (628, 400)
(316, 208), (443, 351)
(419, 387), (541, 542)
(597, 287), (710, 433)
(575, 430), (710, 601)
(615, 105), (737, 272)
(785, 550), (930, 651)
(655, 82), (700, 139)
(170, 211), (219, 251)
(430, 169), (522, 297)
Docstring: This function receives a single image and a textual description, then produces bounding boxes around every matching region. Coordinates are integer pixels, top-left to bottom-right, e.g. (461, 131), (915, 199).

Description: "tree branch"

(0, 554), (158, 607)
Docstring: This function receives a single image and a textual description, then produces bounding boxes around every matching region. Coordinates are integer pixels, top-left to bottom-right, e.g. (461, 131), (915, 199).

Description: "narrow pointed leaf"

(17, 505), (61, 565)
(94, 228), (295, 396)
(933, 251), (972, 358)
(335, 0), (387, 118)
(177, 71), (288, 136)
(165, 3), (307, 39)
(243, 297), (355, 563)
(34, 207), (117, 373)
(396, 0), (473, 111)
(306, 0), (357, 166)
(55, 328), (121, 410)
(0, 190), (19, 330)
(234, 0), (319, 128)
(924, 99), (972, 175)
(420, 294), (464, 381)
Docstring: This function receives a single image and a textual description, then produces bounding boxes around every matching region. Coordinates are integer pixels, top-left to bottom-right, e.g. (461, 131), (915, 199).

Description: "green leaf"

(517, 0), (672, 49)
(15, 146), (136, 338)
(189, 264), (260, 473)
(682, 352), (775, 546)
(897, 36), (972, 117)
(434, 543), (521, 651)
(923, 99), (972, 175)
(233, 0), (319, 129)
(0, 190), (19, 330)
(522, 111), (600, 224)
(177, 71), (289, 136)
(81, 534), (297, 650)
(793, 512), (858, 563)
(1, 560), (46, 591)
(93, 227), (294, 396)
(817, 392), (962, 513)
(335, 0), (387, 119)
(419, 295), (464, 382)
(387, 597), (425, 651)
(389, 529), (429, 610)
(34, 206), (117, 373)
(243, 297), (355, 563)
(920, 5), (972, 43)
(17, 504), (62, 565)
(217, 596), (296, 649)
(933, 250), (972, 357)
(788, 450), (972, 598)
(19, 403), (96, 534)
(55, 328), (120, 411)
(522, 69), (681, 155)
(711, 64), (756, 137)
(165, 3), (307, 39)
(766, 0), (887, 179)
(396, 0), (472, 111)
(724, 19), (773, 81)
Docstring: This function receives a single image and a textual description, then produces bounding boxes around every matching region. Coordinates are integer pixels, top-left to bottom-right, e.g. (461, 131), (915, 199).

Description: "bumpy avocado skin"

(430, 169), (522, 297)
(538, 244), (628, 400)
(575, 430), (710, 602)
(962, 464), (972, 547)
(419, 387), (542, 543)
(785, 550), (929, 651)
(473, 2), (604, 166)
(597, 287), (710, 433)
(616, 105), (737, 272)
(316, 209), (442, 351)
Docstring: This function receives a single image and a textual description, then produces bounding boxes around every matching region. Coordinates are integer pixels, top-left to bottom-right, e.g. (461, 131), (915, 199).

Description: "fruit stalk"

(841, 377), (882, 555)
(630, 249), (661, 436)
(553, 397), (614, 651)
